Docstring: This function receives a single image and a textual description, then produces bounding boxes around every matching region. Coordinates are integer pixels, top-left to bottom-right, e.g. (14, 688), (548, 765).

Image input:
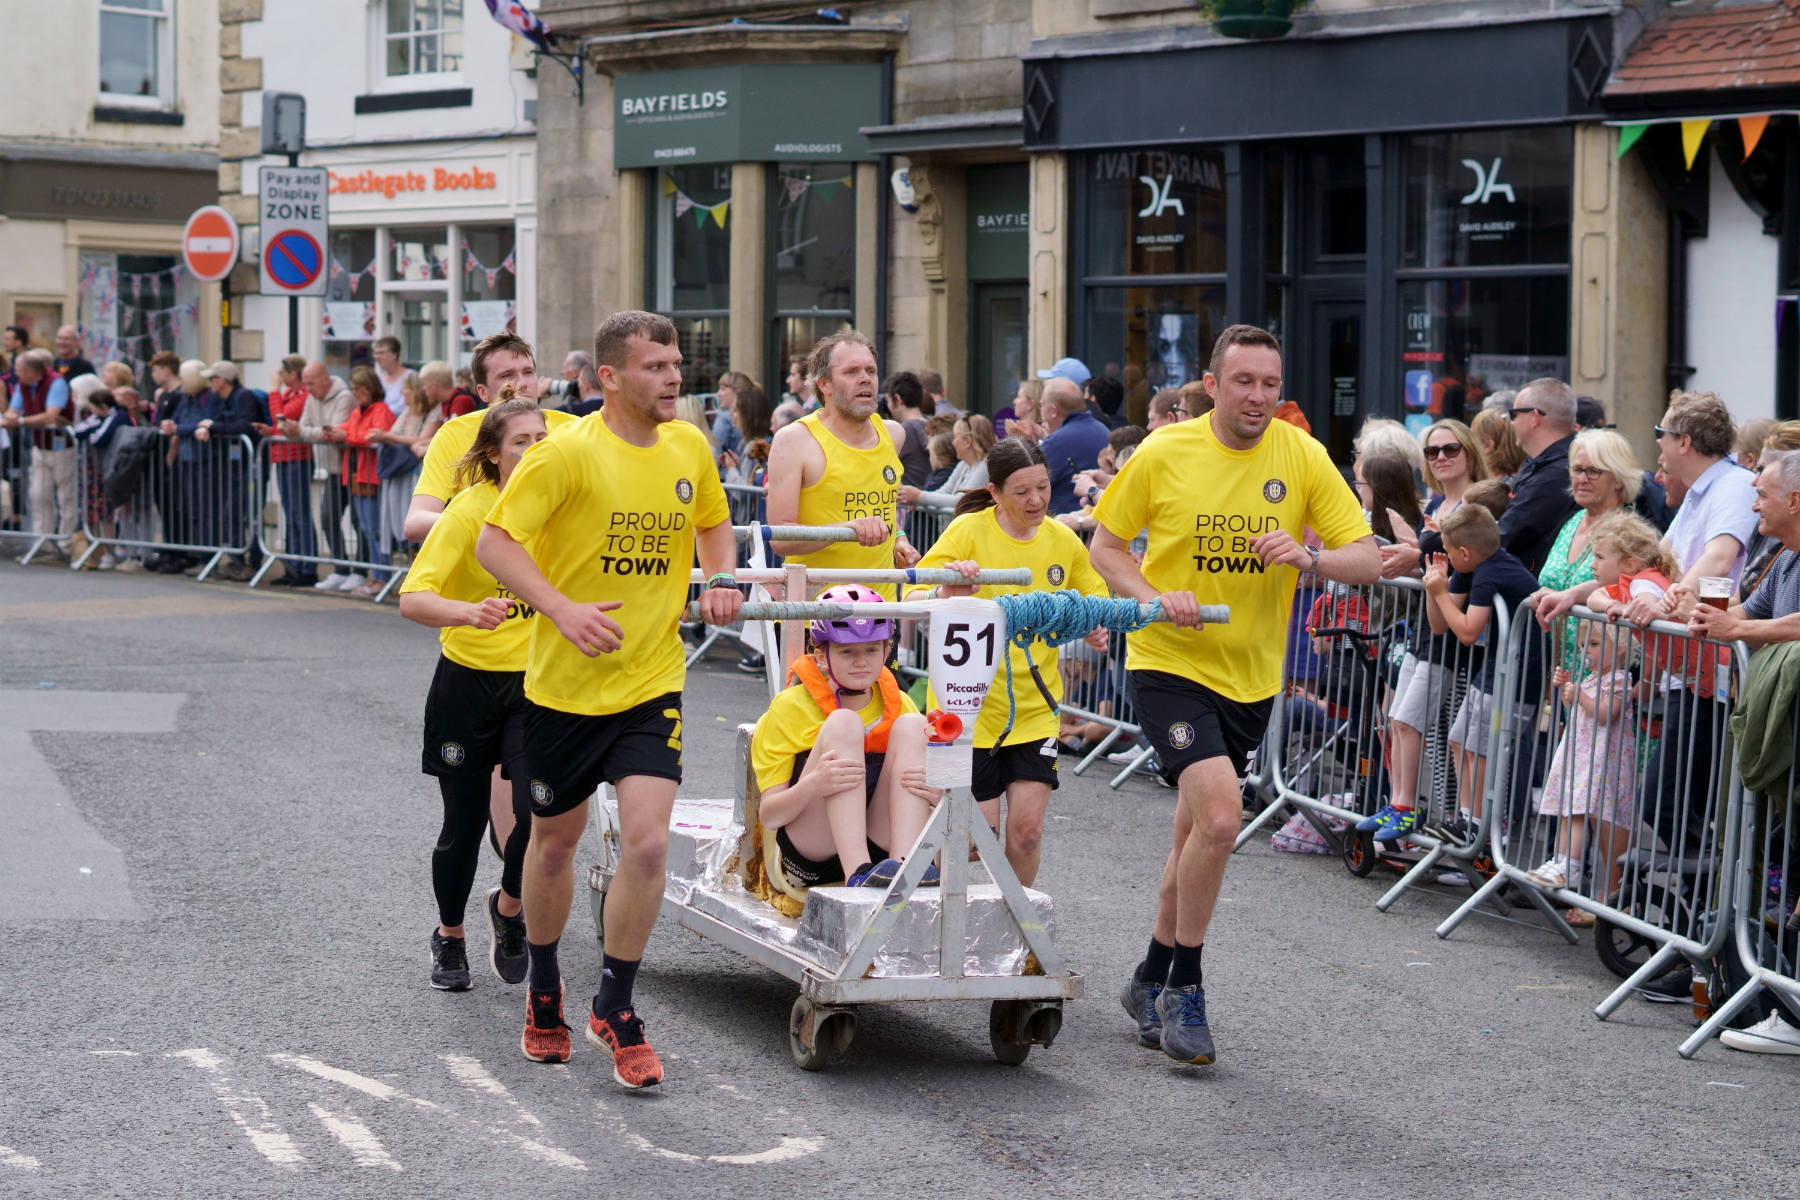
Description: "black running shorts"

(788, 748), (887, 804)
(773, 826), (888, 889)
(970, 738), (1061, 802)
(522, 692), (683, 818)
(421, 655), (527, 779)
(1130, 669), (1272, 784)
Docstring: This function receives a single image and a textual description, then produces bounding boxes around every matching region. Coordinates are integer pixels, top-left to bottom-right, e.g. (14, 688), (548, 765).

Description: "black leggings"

(432, 770), (531, 929)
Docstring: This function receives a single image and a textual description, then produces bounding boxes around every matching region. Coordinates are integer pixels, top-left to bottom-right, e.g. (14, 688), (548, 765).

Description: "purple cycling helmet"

(809, 584), (894, 644)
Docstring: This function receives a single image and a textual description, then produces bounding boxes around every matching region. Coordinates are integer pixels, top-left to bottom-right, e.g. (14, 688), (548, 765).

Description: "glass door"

(385, 291), (448, 368)
(1306, 296), (1363, 469)
(970, 282), (1027, 417)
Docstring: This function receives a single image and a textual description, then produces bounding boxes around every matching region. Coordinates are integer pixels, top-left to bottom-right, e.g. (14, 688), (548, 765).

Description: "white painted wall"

(1686, 143), (1781, 421)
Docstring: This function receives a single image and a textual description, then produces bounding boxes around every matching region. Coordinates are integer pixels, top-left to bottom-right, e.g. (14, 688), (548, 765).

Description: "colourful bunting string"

(782, 173), (853, 203)
(1615, 123), (1648, 159)
(662, 172), (730, 230)
(1739, 113), (1770, 159)
(1612, 113), (1795, 171)
(1680, 119), (1709, 169)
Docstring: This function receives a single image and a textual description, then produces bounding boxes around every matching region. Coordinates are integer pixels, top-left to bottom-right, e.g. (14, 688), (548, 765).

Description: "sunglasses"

(1508, 407), (1540, 421)
(1654, 424), (1682, 438)
(1422, 443), (1464, 461)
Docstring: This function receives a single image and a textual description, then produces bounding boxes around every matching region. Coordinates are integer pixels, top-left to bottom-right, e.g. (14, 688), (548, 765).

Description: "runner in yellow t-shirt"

(398, 395), (547, 994)
(1091, 324), (1377, 1068)
(905, 437), (1108, 887)
(402, 331), (580, 544)
(477, 312), (743, 1089)
(764, 329), (921, 599)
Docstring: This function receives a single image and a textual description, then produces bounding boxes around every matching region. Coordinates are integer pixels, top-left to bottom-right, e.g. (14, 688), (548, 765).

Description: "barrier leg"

(1070, 726), (1124, 778)
(1508, 880), (1581, 944)
(69, 536), (102, 570)
(1436, 869), (1508, 939)
(1375, 843), (1446, 913)
(1679, 976), (1766, 1059)
(191, 549), (226, 582)
(247, 555), (278, 588)
(1594, 942), (1681, 1021)
(1232, 792), (1292, 851)
(1107, 742), (1158, 791)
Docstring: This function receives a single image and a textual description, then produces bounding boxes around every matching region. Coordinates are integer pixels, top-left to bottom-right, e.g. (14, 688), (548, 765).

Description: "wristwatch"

(1302, 545), (1321, 574)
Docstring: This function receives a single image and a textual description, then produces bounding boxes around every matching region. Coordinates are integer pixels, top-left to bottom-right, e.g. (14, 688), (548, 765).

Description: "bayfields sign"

(613, 63), (880, 169)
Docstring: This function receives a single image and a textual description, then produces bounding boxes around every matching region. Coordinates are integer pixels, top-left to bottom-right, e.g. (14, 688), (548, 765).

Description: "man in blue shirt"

(1038, 377), (1109, 516)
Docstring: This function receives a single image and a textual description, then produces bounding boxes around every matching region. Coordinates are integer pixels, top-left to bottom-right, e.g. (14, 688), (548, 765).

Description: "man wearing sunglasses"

(1495, 379), (1580, 574)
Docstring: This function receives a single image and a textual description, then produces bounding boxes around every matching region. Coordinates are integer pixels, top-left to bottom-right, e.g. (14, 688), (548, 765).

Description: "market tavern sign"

(614, 64), (881, 169)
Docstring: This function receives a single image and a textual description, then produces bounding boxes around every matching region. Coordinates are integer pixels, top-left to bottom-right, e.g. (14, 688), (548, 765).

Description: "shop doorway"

(1303, 295), (1363, 469)
(385, 291), (449, 367)
(970, 282), (1027, 416)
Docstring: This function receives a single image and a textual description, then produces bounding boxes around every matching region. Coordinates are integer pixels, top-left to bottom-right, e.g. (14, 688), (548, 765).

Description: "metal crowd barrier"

(1, 434), (81, 564)
(68, 431), (261, 581)
(248, 437), (409, 601)
(681, 482), (767, 667)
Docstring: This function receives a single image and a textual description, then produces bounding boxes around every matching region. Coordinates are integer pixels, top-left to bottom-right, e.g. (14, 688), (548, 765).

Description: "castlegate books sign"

(613, 64), (881, 169)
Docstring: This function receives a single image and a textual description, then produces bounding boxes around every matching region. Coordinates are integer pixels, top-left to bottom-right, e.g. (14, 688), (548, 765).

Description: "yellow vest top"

(791, 411), (901, 594)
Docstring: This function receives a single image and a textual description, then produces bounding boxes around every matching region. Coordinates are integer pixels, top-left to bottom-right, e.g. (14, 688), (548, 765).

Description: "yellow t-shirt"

(750, 679), (919, 795)
(399, 480), (535, 673)
(1093, 416), (1370, 703)
(414, 406), (580, 504)
(906, 508), (1107, 747)
(484, 413), (728, 716)
(790, 411), (901, 597)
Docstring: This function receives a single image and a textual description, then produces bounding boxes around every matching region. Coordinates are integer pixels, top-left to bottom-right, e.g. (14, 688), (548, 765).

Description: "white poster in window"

(322, 302), (375, 341)
(1468, 354), (1569, 394)
(460, 300), (517, 342)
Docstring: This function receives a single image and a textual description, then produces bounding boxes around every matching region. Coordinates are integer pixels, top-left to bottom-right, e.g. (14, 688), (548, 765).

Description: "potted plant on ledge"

(1199, 0), (1308, 40)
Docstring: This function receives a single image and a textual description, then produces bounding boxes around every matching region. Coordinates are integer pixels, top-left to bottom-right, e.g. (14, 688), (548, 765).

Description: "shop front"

(1025, 11), (1638, 462)
(292, 138), (536, 374)
(0, 148), (218, 375)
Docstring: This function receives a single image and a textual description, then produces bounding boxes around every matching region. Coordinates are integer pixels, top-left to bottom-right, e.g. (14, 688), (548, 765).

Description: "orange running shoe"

(586, 1008), (663, 1089)
(521, 988), (571, 1063)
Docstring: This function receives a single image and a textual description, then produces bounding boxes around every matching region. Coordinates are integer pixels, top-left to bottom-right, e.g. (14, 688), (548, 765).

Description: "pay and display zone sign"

(259, 166), (329, 297)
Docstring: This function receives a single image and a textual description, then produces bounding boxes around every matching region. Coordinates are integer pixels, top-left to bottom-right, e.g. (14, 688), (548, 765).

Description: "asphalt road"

(1, 558), (1794, 1200)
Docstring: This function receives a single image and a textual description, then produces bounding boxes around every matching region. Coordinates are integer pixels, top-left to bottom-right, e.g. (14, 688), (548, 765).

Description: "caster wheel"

(789, 996), (855, 1071)
(989, 1000), (1032, 1066)
(1345, 829), (1377, 877)
(1595, 881), (1690, 980)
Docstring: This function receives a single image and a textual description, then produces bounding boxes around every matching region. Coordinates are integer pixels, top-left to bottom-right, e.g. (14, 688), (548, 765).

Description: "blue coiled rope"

(990, 591), (1164, 745)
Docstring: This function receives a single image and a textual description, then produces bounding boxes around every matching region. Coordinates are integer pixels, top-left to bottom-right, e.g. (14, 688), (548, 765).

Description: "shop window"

(324, 230), (378, 372)
(389, 226), (450, 284)
(1082, 284), (1226, 411)
(1397, 276), (1569, 426)
(1083, 148), (1227, 278)
(385, 0), (462, 78)
(75, 250), (198, 392)
(771, 163), (855, 385)
(650, 167), (731, 395)
(98, 0), (173, 107)
(460, 224), (518, 367)
(1401, 128), (1572, 270)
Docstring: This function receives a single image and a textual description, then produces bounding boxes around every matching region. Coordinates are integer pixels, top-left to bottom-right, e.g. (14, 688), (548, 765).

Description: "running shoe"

(1356, 805), (1418, 843)
(1354, 804), (1405, 833)
(918, 862), (941, 887)
(1155, 984), (1215, 1065)
(861, 858), (904, 888)
(844, 861), (877, 888)
(1525, 855), (1583, 890)
(484, 887), (528, 986)
(586, 1008), (664, 1088)
(521, 988), (571, 1063)
(1719, 1010), (1800, 1055)
(1635, 964), (1693, 1005)
(1119, 968), (1163, 1049)
(430, 931), (472, 992)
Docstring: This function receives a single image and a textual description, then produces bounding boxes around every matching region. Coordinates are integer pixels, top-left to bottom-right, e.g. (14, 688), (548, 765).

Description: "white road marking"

(442, 1055), (545, 1126)
(169, 1049), (303, 1167)
(0, 1145), (42, 1170)
(271, 1053), (584, 1171)
(307, 1105), (401, 1171)
(89, 1050), (139, 1057)
(619, 1129), (825, 1166)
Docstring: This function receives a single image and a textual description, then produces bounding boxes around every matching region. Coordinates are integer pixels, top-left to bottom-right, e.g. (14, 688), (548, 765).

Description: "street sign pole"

(287, 150), (300, 356)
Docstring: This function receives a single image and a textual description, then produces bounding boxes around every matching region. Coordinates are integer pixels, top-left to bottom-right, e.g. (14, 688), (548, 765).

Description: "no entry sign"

(258, 166), (329, 297)
(182, 206), (240, 283)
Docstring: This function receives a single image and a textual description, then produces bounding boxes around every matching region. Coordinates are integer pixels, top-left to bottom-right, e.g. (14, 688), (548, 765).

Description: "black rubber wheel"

(989, 1001), (1032, 1066)
(789, 997), (855, 1071)
(1345, 829), (1377, 877)
(1594, 881), (1690, 980)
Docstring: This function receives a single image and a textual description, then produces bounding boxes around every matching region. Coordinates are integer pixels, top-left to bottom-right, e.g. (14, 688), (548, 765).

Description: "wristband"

(706, 573), (737, 590)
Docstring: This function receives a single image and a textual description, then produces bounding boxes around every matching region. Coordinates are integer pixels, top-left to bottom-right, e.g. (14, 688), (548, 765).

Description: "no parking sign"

(258, 166), (329, 298)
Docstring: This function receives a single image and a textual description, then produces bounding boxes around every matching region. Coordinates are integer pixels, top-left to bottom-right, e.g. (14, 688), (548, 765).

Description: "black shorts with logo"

(522, 692), (683, 818)
(773, 826), (889, 889)
(970, 738), (1061, 802)
(421, 656), (528, 779)
(1130, 670), (1272, 785)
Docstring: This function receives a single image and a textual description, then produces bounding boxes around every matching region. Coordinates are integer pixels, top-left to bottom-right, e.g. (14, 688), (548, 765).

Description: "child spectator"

(1421, 504), (1541, 835)
(68, 382), (134, 569)
(749, 585), (939, 900)
(1525, 620), (1638, 906)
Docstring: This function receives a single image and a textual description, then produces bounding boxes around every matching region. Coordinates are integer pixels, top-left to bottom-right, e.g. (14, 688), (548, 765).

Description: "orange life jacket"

(788, 654), (904, 753)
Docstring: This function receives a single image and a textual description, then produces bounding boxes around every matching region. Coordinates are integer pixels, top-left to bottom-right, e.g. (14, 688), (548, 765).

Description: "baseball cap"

(201, 360), (239, 383)
(1035, 357), (1091, 386)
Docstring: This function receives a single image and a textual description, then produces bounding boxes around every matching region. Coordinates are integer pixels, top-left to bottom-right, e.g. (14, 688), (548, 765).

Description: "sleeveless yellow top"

(792, 411), (901, 595)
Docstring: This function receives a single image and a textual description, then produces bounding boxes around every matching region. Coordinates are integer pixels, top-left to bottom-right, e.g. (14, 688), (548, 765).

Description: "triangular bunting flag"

(693, 206), (711, 229)
(710, 201), (729, 229)
(841, 174), (852, 190)
(786, 177), (808, 201)
(1680, 118), (1709, 169)
(815, 182), (840, 202)
(1739, 113), (1770, 160)
(674, 194), (693, 217)
(663, 173), (677, 196)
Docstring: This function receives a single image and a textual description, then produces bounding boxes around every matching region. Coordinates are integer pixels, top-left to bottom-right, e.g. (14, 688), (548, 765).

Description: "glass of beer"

(1698, 577), (1731, 611)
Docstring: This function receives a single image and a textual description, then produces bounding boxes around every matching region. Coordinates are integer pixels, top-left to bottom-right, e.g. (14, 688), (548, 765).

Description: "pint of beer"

(1698, 577), (1731, 611)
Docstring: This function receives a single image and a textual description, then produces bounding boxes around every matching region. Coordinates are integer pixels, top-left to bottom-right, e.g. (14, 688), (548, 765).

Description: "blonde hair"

(1013, 379), (1043, 422)
(675, 395), (715, 450)
(1570, 428), (1642, 506)
(1471, 407), (1525, 475)
(1588, 509), (1679, 579)
(1764, 420), (1800, 455)
(101, 361), (133, 389)
(1354, 417), (1424, 476)
(402, 374), (436, 417)
(1417, 418), (1491, 494)
(178, 358), (207, 391)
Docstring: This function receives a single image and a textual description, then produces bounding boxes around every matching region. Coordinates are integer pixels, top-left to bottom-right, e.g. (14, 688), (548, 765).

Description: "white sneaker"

(314, 572), (349, 591)
(97, 553), (117, 570)
(1436, 870), (1471, 887)
(335, 573), (367, 591)
(1525, 856), (1570, 889)
(1719, 1010), (1800, 1055)
(114, 557), (144, 573)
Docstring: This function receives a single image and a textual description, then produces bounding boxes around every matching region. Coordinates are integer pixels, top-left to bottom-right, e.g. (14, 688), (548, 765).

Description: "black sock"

(1165, 941), (1203, 990)
(1139, 937), (1174, 985)
(527, 939), (560, 994)
(595, 954), (641, 1020)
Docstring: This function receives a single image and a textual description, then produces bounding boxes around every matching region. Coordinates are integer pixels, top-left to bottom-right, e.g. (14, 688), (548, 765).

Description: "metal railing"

(0, 434), (81, 563)
(247, 437), (409, 601)
(67, 430), (261, 580)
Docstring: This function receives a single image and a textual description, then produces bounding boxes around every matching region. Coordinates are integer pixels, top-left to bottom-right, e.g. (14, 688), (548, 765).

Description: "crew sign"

(258, 166), (329, 297)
